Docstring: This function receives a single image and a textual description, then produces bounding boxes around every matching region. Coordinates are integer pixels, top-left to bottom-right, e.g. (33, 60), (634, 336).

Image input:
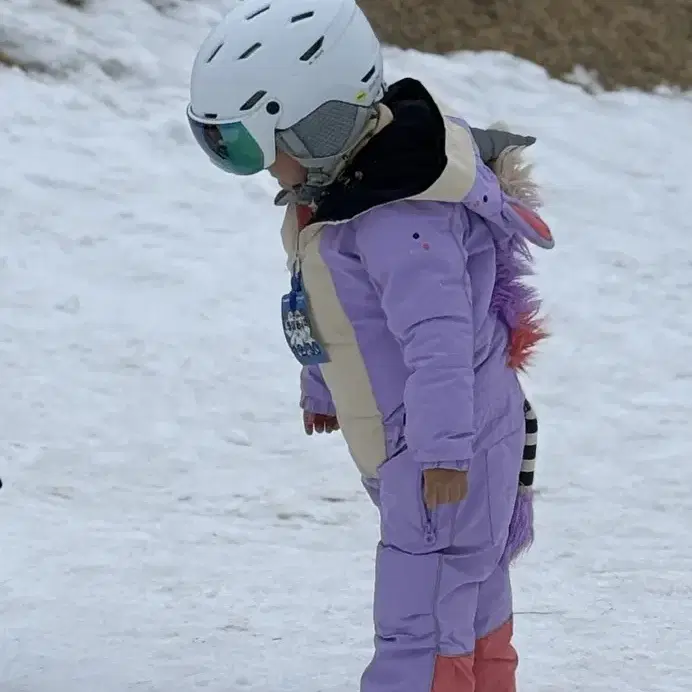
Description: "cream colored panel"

(299, 229), (387, 478)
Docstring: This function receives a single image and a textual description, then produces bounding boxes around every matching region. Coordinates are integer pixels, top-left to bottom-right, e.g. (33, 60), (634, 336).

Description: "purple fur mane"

(490, 232), (541, 334)
(490, 229), (541, 562)
(504, 486), (535, 563)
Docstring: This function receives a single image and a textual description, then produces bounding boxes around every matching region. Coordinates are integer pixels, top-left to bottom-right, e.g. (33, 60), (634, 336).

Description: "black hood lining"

(310, 79), (449, 225)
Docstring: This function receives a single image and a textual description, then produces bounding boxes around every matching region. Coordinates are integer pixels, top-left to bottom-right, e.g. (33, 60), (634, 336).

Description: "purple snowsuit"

(282, 79), (546, 692)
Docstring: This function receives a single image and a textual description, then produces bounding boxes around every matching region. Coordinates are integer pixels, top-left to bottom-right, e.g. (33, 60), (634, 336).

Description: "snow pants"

(361, 423), (525, 692)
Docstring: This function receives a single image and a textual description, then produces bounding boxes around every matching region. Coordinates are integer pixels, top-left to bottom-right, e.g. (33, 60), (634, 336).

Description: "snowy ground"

(1, 1), (691, 690)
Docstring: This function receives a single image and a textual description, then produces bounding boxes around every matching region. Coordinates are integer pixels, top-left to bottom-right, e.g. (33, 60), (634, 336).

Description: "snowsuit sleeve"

(300, 365), (336, 416)
(354, 200), (473, 471)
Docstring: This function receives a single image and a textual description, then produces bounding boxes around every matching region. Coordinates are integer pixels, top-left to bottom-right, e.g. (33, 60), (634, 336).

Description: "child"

(187, 0), (552, 690)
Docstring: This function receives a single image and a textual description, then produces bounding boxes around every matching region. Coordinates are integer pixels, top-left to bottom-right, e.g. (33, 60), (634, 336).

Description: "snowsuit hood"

(312, 77), (552, 251)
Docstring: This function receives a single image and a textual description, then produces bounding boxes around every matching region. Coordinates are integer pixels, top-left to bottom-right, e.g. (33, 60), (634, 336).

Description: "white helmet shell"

(188, 0), (384, 171)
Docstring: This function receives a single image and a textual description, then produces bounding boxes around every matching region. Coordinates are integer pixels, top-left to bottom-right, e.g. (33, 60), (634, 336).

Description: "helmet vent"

(299, 37), (324, 62)
(290, 11), (314, 22)
(240, 90), (267, 111)
(238, 42), (262, 60)
(361, 66), (376, 82)
(245, 5), (270, 20)
(206, 44), (224, 63)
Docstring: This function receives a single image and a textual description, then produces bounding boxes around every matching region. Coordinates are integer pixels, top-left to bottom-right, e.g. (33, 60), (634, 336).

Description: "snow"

(1, 1), (691, 690)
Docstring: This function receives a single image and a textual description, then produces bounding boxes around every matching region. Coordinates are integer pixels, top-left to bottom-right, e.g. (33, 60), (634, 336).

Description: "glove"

(471, 127), (536, 165)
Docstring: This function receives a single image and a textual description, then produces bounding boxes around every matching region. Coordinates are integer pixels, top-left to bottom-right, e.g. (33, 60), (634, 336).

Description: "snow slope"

(1, 1), (691, 690)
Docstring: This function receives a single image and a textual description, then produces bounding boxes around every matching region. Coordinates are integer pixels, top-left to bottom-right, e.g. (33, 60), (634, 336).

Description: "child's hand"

(423, 468), (468, 509)
(303, 411), (340, 436)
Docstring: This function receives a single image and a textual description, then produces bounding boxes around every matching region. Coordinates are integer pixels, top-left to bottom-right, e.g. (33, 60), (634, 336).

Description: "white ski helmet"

(187, 0), (385, 181)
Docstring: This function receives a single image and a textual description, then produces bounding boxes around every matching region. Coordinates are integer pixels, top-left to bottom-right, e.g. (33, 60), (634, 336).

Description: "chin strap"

(273, 182), (323, 208)
(271, 168), (342, 207)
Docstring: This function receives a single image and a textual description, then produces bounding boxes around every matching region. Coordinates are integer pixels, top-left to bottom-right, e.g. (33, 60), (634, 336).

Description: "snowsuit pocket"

(377, 448), (438, 555)
(376, 423), (525, 561)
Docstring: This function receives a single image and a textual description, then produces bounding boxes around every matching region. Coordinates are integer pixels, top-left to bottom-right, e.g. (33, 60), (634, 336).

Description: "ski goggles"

(187, 109), (271, 176)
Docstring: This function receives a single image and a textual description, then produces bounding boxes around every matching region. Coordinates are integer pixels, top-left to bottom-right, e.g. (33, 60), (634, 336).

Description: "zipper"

(419, 472), (437, 544)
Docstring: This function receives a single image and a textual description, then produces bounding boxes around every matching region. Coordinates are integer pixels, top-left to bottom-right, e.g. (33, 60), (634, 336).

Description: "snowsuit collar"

(311, 78), (450, 224)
